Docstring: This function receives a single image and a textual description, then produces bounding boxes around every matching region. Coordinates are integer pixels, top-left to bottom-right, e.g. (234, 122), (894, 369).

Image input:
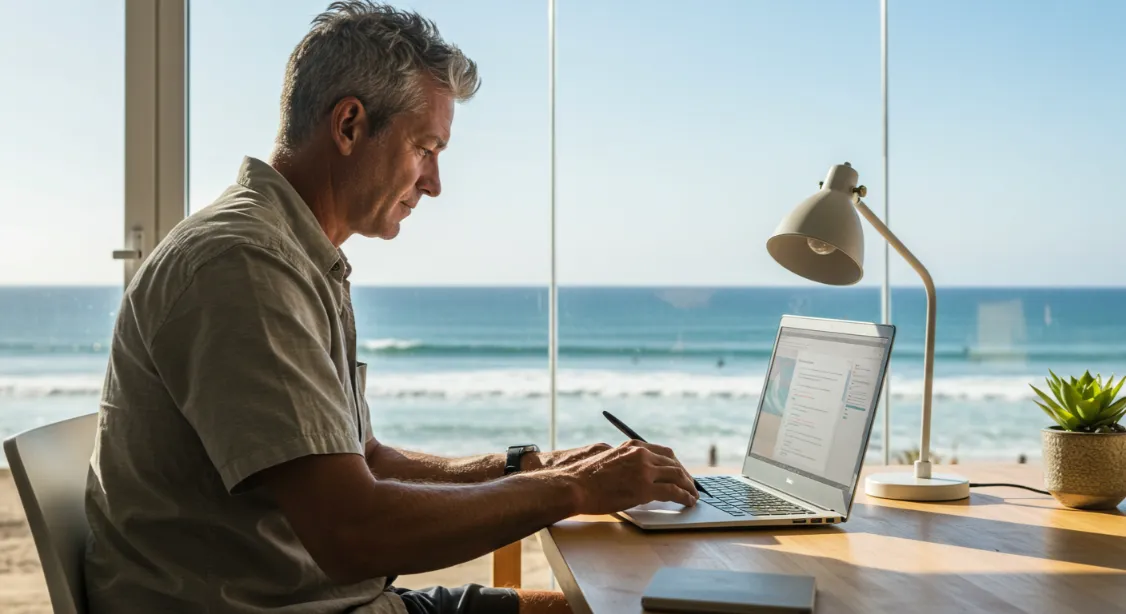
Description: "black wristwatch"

(504, 444), (540, 475)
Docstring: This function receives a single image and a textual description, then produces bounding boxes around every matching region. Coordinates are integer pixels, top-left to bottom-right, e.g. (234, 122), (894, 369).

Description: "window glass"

(890, 1), (1126, 462)
(556, 0), (885, 467)
(0, 1), (125, 439)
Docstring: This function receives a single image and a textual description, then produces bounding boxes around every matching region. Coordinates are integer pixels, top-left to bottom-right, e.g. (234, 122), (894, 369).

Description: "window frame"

(122, 0), (187, 287)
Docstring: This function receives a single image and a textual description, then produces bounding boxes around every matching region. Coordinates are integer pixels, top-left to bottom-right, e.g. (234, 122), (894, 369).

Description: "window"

(889, 1), (1126, 463)
(555, 0), (886, 467)
(0, 0), (125, 438)
(7, 3), (1126, 611)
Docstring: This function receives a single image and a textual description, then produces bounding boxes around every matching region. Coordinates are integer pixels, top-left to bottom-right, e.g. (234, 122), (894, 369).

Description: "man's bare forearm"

(336, 469), (576, 579)
(365, 440), (543, 483)
(267, 441), (694, 586)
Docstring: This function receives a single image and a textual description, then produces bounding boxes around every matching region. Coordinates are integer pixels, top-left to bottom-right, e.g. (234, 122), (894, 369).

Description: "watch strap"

(504, 444), (540, 475)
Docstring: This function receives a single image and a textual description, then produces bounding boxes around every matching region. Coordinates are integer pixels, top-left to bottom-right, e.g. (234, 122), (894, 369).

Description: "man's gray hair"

(277, 1), (480, 151)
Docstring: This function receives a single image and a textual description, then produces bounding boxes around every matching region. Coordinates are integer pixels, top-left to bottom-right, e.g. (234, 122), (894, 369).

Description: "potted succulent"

(1031, 371), (1126, 509)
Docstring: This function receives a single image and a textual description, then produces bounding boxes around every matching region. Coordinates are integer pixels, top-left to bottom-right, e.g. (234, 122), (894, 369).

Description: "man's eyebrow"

(428, 135), (449, 150)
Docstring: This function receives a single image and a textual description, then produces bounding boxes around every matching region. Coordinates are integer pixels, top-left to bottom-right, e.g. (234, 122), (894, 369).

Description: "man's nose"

(419, 159), (441, 198)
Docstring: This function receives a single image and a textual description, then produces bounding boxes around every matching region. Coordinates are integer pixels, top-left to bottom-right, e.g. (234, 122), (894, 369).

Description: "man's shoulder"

(123, 185), (326, 334)
(153, 185), (326, 284)
(170, 185), (295, 267)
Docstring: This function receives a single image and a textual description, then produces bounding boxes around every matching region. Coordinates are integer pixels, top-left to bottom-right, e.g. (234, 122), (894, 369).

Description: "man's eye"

(420, 147), (434, 157)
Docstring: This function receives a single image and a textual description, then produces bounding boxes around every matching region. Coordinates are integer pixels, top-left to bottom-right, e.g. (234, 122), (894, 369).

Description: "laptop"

(619, 315), (896, 530)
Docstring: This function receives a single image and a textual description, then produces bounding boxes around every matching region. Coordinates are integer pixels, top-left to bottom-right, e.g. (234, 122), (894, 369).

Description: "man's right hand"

(556, 440), (699, 515)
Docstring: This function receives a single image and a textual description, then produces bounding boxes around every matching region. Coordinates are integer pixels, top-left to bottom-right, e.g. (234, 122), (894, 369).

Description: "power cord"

(969, 482), (1050, 495)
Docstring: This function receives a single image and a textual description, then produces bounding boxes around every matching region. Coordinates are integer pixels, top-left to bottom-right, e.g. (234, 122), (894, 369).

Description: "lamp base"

(864, 472), (970, 501)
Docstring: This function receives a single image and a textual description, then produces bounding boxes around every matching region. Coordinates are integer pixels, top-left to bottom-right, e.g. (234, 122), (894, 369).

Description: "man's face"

(344, 82), (453, 240)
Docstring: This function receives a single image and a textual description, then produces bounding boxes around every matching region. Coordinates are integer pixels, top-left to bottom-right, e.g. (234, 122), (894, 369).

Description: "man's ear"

(329, 96), (367, 156)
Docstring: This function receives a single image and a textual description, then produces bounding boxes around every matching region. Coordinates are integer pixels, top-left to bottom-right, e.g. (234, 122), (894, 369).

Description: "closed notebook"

(640, 567), (816, 614)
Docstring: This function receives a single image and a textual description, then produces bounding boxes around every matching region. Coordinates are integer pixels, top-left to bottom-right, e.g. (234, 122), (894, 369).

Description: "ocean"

(2, 286), (1124, 468)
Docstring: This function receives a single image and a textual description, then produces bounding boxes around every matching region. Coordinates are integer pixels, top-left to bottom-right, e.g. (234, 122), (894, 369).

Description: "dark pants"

(389, 584), (520, 614)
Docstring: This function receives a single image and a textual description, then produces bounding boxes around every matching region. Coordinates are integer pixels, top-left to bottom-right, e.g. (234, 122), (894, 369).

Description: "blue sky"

(2, 1), (1124, 286)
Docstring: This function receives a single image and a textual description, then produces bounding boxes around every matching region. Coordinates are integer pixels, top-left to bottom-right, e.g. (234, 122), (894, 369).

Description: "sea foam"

(0, 369), (1051, 403)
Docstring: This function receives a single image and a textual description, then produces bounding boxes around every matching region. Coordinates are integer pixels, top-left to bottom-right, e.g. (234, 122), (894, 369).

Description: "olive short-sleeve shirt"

(84, 156), (402, 613)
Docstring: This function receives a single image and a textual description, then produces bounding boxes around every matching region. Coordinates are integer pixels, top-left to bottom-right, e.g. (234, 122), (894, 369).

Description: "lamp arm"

(853, 198), (936, 478)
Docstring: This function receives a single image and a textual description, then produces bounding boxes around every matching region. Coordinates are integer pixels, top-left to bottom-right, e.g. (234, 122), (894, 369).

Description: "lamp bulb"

(807, 238), (837, 255)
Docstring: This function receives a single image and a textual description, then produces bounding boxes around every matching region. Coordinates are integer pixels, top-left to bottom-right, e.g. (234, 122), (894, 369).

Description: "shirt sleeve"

(150, 243), (361, 493)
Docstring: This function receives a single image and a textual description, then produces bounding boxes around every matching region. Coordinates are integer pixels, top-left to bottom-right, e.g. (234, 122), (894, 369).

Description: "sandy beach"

(1, 468), (52, 614)
(0, 468), (554, 613)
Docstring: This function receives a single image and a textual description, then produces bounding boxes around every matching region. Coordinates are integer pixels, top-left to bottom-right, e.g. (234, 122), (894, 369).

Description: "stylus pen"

(602, 410), (711, 497)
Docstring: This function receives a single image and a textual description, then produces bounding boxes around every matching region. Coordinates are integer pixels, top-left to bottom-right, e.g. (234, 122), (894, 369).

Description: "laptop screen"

(747, 326), (891, 491)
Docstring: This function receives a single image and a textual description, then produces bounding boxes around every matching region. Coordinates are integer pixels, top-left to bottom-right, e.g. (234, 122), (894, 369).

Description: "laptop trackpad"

(629, 500), (692, 513)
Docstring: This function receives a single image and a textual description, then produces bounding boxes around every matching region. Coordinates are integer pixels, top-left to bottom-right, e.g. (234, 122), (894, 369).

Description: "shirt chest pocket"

(352, 361), (372, 442)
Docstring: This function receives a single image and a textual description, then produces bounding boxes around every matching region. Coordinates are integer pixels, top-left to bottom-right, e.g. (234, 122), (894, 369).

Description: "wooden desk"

(538, 464), (1126, 614)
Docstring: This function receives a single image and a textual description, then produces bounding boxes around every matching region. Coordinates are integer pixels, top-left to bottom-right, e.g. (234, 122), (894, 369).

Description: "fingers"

(621, 437), (680, 461)
(643, 442), (677, 460)
(651, 483), (698, 507)
(621, 439), (678, 461)
(651, 466), (699, 499)
(642, 452), (683, 468)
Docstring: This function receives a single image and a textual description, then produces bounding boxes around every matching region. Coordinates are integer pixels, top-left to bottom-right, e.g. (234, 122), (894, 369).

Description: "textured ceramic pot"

(1041, 427), (1126, 509)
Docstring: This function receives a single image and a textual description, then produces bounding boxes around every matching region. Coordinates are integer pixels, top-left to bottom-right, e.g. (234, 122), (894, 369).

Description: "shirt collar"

(235, 156), (345, 275)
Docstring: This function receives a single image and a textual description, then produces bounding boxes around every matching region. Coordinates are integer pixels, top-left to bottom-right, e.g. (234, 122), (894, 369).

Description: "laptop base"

(618, 475), (843, 531)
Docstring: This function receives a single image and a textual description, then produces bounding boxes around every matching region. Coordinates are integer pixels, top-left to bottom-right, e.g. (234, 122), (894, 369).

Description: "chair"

(3, 411), (521, 609)
(3, 413), (98, 614)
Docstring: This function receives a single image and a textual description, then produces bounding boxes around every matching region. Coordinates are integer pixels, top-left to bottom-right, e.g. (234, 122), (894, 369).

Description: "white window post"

(120, 0), (187, 286)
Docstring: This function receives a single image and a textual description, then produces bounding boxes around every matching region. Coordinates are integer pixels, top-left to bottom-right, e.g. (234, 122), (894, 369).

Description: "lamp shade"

(767, 163), (865, 286)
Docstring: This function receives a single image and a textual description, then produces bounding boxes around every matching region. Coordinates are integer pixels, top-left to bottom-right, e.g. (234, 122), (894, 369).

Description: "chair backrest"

(3, 413), (98, 614)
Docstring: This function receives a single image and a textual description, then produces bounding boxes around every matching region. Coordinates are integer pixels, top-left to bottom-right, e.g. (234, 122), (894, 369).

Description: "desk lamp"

(766, 162), (969, 501)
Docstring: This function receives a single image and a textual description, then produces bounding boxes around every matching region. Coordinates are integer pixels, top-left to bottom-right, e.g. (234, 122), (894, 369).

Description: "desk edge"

(536, 527), (594, 614)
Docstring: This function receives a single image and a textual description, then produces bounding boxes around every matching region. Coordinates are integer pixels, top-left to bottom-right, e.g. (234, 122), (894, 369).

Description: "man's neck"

(269, 147), (350, 247)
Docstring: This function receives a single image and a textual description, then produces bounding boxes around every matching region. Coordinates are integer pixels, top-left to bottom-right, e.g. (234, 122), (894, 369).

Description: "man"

(85, 2), (699, 614)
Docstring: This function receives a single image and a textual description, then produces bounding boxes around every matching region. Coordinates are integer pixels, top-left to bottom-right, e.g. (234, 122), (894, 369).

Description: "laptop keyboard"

(695, 476), (809, 517)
